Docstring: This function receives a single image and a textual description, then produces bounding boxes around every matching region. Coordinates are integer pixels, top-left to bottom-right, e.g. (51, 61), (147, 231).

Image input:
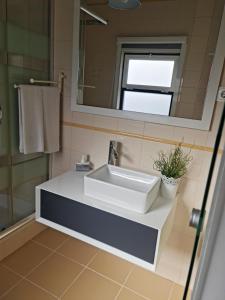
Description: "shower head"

(108, 0), (141, 10)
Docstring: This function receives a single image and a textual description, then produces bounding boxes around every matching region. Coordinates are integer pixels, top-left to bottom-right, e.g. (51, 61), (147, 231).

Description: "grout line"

(31, 239), (59, 251)
(54, 251), (86, 268)
(86, 252), (99, 267)
(0, 237), (83, 300)
(52, 235), (71, 250)
(32, 239), (169, 300)
(0, 264), (25, 278)
(113, 283), (124, 299)
(24, 252), (54, 278)
(1, 237), (84, 299)
(85, 266), (123, 287)
(167, 282), (176, 300)
(0, 260), (56, 299)
(59, 252), (98, 299)
(118, 265), (157, 300)
(124, 287), (152, 300)
(32, 234), (70, 252)
(0, 263), (24, 278)
(1, 235), (185, 300)
(0, 276), (24, 299)
(24, 278), (58, 299)
(59, 266), (86, 299)
(114, 267), (134, 300)
(63, 121), (223, 154)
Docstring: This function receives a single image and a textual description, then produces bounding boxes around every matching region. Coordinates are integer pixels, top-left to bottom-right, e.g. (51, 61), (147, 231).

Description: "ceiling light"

(108, 0), (141, 10)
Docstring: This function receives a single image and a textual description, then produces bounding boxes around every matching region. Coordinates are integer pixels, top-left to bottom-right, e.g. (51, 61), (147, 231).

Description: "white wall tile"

(140, 141), (172, 174)
(192, 17), (212, 37)
(51, 166), (65, 178)
(144, 123), (174, 140)
(93, 115), (118, 130)
(54, 0), (73, 42)
(182, 70), (201, 88)
(62, 125), (72, 150)
(52, 149), (71, 172)
(117, 119), (144, 135)
(196, 0), (215, 17)
(72, 111), (94, 126)
(54, 40), (73, 70)
(173, 127), (208, 146)
(62, 96), (73, 122)
(185, 51), (205, 72)
(119, 137), (143, 170)
(189, 36), (209, 54)
(71, 127), (93, 153)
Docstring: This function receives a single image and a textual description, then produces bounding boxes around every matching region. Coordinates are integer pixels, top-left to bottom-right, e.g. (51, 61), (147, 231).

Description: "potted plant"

(153, 144), (192, 199)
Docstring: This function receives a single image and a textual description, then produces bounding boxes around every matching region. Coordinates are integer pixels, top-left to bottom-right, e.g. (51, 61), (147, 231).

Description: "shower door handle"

(189, 208), (205, 231)
(0, 105), (3, 124)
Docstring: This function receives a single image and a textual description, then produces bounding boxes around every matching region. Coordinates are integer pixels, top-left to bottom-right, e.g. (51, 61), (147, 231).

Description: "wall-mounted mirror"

(71, 0), (225, 130)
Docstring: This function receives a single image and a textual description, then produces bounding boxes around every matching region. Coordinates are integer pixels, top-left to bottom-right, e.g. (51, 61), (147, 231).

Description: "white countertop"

(37, 170), (175, 231)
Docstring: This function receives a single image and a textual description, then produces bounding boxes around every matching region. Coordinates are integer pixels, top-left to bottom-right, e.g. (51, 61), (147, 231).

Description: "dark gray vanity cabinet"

(40, 190), (158, 264)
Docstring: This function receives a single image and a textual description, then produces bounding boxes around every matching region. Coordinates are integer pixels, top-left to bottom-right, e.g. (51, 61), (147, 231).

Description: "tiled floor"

(0, 228), (191, 300)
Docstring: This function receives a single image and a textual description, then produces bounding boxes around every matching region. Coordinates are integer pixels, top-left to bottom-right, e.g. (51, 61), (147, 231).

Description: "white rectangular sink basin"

(84, 165), (161, 214)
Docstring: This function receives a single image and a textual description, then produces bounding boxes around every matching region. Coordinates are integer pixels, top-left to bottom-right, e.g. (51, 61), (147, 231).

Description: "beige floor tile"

(169, 284), (191, 300)
(57, 237), (98, 265)
(1, 279), (56, 300)
(28, 253), (83, 297)
(0, 265), (21, 297)
(126, 266), (173, 300)
(33, 228), (68, 250)
(89, 250), (133, 284)
(117, 288), (148, 300)
(2, 241), (51, 276)
(62, 269), (120, 300)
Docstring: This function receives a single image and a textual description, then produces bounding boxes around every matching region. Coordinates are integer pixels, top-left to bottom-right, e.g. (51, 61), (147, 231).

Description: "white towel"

(18, 85), (60, 154)
(18, 85), (44, 154)
(42, 86), (60, 153)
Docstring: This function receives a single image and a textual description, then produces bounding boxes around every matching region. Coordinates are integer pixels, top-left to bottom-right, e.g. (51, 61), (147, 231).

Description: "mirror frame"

(71, 0), (225, 130)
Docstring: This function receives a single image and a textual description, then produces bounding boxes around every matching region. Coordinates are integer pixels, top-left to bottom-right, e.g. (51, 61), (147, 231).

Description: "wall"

(193, 146), (225, 300)
(53, 0), (225, 288)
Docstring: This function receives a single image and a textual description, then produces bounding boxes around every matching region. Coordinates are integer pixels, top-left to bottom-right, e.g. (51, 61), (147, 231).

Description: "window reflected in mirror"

(77, 0), (224, 121)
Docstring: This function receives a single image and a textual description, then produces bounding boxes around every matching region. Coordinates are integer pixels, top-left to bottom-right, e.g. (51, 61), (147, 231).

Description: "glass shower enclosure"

(0, 0), (50, 232)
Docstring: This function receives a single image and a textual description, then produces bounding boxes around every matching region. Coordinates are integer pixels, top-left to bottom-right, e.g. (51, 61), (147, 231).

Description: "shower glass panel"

(0, 0), (50, 232)
(0, 0), (11, 231)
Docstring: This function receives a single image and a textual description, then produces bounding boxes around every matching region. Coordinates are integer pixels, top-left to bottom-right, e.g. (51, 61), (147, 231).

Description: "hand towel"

(42, 86), (61, 153)
(18, 85), (44, 154)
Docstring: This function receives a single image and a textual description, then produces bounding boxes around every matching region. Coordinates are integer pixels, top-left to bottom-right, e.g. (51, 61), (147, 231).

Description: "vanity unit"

(36, 170), (176, 271)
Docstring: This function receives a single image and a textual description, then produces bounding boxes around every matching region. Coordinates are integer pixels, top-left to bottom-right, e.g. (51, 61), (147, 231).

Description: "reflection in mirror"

(77, 0), (225, 121)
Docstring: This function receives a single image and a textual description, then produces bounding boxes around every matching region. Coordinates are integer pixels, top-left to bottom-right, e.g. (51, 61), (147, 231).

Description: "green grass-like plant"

(153, 144), (192, 179)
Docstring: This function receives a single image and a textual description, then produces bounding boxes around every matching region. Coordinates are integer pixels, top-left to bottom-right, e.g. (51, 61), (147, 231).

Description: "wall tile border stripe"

(63, 121), (223, 154)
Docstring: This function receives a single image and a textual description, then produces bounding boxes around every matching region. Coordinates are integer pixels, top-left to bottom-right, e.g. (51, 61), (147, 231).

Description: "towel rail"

(14, 72), (66, 92)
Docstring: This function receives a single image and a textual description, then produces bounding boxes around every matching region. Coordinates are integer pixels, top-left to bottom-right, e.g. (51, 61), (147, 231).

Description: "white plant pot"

(161, 175), (180, 200)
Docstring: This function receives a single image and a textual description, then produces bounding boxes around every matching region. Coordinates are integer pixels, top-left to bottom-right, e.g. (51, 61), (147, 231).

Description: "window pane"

(126, 59), (175, 87)
(122, 91), (172, 115)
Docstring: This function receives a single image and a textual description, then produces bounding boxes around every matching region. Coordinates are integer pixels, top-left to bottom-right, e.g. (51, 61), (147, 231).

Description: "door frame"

(192, 137), (225, 299)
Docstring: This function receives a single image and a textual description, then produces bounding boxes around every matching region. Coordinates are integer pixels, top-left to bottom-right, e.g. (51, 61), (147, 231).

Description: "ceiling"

(86, 0), (175, 6)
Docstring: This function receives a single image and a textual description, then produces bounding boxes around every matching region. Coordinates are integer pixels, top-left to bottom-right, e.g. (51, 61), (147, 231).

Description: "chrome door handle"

(189, 208), (205, 230)
(0, 105), (3, 124)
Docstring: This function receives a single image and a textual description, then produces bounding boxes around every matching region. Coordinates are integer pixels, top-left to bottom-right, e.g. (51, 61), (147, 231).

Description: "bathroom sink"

(84, 165), (161, 214)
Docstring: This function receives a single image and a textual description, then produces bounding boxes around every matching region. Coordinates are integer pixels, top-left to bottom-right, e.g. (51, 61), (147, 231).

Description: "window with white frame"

(114, 38), (186, 116)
